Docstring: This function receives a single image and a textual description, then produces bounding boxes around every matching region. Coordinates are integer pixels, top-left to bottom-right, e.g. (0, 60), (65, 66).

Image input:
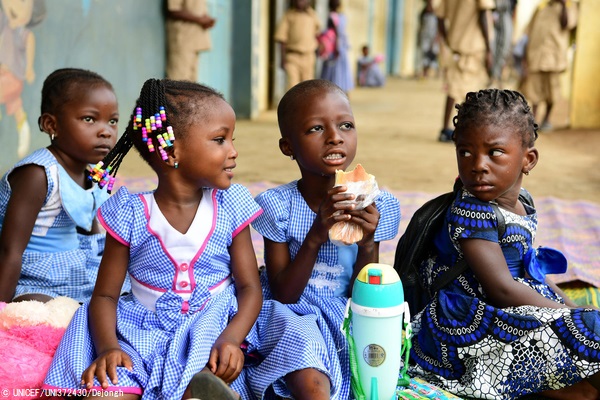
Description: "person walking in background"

(357, 44), (385, 88)
(435, 0), (495, 142)
(417, 0), (440, 79)
(165, 0), (215, 81)
(521, 0), (578, 132)
(274, 0), (321, 91)
(490, 0), (517, 88)
(320, 0), (354, 95)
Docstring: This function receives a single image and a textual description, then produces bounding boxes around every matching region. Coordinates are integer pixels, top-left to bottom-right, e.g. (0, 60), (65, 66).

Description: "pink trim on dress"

(232, 209), (263, 238)
(98, 209), (129, 247)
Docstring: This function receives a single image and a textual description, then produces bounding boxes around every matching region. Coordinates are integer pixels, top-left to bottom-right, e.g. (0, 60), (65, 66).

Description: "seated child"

(0, 68), (119, 304)
(410, 89), (600, 400)
(357, 45), (386, 87)
(250, 79), (401, 399)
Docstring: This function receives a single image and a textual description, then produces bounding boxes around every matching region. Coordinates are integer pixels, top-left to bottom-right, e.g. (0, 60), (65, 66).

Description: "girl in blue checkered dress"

(250, 79), (401, 399)
(0, 68), (118, 304)
(410, 89), (600, 400)
(43, 79), (332, 400)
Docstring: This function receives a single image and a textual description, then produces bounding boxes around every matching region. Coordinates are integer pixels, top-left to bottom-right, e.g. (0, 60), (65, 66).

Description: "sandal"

(189, 369), (240, 400)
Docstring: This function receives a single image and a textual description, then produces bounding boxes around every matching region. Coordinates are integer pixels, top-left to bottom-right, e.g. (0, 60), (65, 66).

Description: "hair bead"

(89, 79), (223, 193)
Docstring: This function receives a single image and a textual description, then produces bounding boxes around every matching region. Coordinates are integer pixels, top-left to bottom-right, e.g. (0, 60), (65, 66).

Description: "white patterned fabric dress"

(410, 188), (600, 399)
(251, 181), (401, 399)
(0, 148), (110, 302)
(43, 184), (331, 400)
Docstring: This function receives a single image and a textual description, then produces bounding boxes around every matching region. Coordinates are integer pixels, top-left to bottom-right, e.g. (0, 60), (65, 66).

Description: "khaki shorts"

(446, 51), (489, 102)
(284, 51), (316, 90)
(522, 71), (561, 105)
(166, 48), (200, 81)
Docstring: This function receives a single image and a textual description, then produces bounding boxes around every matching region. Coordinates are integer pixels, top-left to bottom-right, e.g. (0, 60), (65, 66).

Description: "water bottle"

(348, 263), (405, 400)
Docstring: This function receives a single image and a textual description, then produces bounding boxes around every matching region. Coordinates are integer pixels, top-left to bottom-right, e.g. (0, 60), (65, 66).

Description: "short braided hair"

(453, 89), (538, 147)
(39, 68), (114, 130)
(91, 78), (224, 192)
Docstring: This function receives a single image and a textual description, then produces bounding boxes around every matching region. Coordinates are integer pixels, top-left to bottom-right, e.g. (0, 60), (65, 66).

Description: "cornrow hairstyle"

(38, 68), (114, 131)
(90, 78), (224, 193)
(452, 89), (538, 148)
(277, 79), (347, 137)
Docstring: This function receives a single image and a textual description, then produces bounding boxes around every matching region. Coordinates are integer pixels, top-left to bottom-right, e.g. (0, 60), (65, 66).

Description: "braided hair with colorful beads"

(452, 89), (539, 148)
(90, 78), (225, 192)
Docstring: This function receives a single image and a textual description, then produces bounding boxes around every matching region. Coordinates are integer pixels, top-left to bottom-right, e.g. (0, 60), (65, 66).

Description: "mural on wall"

(0, 0), (46, 158)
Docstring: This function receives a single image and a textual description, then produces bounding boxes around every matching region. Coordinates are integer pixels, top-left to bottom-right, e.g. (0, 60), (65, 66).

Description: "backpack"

(393, 181), (534, 316)
(316, 13), (339, 60)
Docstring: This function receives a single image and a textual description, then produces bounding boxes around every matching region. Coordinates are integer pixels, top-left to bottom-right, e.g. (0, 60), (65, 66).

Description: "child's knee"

(285, 368), (330, 399)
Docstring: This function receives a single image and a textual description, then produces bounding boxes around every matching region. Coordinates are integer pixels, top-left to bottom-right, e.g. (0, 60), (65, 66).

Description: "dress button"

(180, 263), (189, 271)
(179, 281), (189, 288)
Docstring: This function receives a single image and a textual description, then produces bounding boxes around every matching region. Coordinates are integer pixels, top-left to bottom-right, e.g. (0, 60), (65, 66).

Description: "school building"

(0, 0), (598, 172)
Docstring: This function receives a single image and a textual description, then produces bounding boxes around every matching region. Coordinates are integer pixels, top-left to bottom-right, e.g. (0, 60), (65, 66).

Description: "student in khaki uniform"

(521, 0), (578, 131)
(435, 0), (495, 142)
(166, 0), (215, 81)
(274, 0), (321, 90)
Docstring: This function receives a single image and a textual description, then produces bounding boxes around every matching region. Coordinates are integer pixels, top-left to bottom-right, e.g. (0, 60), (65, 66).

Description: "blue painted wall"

(0, 0), (165, 173)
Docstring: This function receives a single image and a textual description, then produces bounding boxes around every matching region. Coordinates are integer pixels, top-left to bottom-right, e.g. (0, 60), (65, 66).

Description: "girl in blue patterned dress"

(0, 68), (118, 303)
(410, 89), (600, 399)
(251, 79), (401, 399)
(43, 79), (323, 400)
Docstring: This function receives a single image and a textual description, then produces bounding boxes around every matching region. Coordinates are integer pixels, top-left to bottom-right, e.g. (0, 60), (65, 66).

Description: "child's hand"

(80, 348), (133, 390)
(347, 202), (380, 246)
(312, 185), (357, 243)
(207, 336), (244, 384)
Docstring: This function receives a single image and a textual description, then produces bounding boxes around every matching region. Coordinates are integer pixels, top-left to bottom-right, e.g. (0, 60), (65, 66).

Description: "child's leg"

(285, 368), (330, 400)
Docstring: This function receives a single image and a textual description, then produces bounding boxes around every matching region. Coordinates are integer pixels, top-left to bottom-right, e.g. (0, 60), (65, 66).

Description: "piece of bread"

(334, 163), (371, 186)
(330, 220), (363, 246)
(329, 164), (375, 245)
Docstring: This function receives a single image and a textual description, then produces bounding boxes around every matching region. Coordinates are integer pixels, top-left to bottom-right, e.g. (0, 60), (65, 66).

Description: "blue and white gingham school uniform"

(251, 181), (401, 400)
(0, 148), (109, 302)
(43, 184), (324, 400)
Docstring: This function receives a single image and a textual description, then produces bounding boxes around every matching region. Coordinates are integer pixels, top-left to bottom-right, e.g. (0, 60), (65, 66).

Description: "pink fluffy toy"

(0, 297), (80, 400)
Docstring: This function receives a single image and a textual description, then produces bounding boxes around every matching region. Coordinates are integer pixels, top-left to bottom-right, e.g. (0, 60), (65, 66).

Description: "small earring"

(174, 161), (179, 169)
(51, 133), (55, 141)
(290, 155), (295, 160)
(524, 170), (530, 175)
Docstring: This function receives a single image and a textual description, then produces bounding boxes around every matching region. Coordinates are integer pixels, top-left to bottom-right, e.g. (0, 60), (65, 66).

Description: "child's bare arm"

(82, 234), (132, 389)
(347, 203), (380, 293)
(208, 225), (262, 383)
(0, 165), (46, 302)
(461, 238), (569, 309)
(264, 186), (355, 303)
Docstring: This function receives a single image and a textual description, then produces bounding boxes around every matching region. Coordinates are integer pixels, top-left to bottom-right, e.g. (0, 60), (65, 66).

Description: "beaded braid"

(89, 79), (173, 192)
(89, 78), (224, 193)
(453, 89), (538, 147)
